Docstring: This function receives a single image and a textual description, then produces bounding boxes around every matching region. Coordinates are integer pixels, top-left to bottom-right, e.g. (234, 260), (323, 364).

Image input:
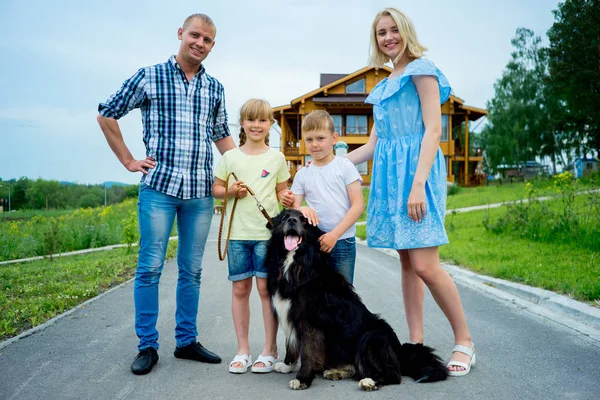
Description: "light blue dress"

(365, 58), (451, 250)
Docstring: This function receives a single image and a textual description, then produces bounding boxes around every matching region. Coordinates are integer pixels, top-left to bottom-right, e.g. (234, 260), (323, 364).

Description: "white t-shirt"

(291, 156), (362, 240)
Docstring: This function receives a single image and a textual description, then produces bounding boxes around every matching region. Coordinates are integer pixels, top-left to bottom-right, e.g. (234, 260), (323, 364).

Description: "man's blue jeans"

(135, 183), (213, 351)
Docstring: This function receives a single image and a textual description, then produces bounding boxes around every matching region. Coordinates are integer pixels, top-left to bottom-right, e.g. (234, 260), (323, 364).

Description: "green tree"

(78, 193), (103, 209)
(547, 0), (600, 156)
(0, 177), (138, 211)
(481, 28), (545, 172)
(26, 179), (62, 210)
(533, 47), (580, 174)
(12, 178), (30, 210)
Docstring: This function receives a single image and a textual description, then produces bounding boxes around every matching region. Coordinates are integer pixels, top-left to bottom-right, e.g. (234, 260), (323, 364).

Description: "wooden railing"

(454, 146), (482, 157)
(283, 141), (300, 157)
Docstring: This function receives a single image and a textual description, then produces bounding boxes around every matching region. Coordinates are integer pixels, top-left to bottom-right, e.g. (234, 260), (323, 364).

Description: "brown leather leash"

(217, 172), (274, 261)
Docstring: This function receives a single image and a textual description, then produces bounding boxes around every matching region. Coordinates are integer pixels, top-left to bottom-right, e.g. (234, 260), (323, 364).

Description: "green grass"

(442, 207), (599, 302)
(0, 241), (178, 340)
(356, 182), (539, 221)
(356, 206), (599, 303)
(0, 199), (182, 262)
(358, 188), (369, 222)
(446, 182), (547, 209)
(446, 177), (599, 209)
(483, 192), (600, 252)
(356, 177), (599, 221)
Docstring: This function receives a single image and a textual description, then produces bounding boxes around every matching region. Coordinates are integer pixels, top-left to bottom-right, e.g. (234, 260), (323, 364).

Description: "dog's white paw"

(323, 369), (342, 380)
(359, 378), (378, 391)
(289, 379), (308, 390)
(324, 365), (355, 380)
(274, 362), (293, 373)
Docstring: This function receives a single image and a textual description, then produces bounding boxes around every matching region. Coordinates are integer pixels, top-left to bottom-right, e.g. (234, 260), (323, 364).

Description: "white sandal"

(447, 343), (476, 377)
(229, 354), (252, 374)
(251, 354), (278, 373)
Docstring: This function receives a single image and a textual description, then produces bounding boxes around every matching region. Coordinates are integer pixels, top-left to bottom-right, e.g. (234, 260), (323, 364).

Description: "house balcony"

(454, 146), (483, 161)
(283, 141), (300, 157)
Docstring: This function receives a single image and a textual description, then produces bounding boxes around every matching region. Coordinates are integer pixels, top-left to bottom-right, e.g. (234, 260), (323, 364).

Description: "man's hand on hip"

(125, 157), (156, 174)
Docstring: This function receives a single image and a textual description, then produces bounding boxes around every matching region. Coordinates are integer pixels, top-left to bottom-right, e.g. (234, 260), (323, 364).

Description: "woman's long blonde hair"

(238, 99), (273, 146)
(368, 7), (427, 67)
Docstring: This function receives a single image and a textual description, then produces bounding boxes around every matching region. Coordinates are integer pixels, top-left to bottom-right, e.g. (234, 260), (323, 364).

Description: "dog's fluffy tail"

(399, 343), (448, 383)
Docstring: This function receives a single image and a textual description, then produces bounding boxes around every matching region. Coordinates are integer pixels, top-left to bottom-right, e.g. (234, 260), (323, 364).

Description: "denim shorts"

(330, 237), (357, 284)
(226, 240), (268, 281)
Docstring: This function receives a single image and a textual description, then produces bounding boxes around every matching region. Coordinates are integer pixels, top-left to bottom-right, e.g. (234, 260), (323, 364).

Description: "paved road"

(1, 220), (599, 400)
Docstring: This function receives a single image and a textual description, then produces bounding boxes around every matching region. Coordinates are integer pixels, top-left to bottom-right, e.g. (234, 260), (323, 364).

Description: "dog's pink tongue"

(284, 236), (302, 251)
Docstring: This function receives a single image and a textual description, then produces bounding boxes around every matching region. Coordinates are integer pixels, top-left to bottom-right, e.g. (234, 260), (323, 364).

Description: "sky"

(0, 0), (562, 185)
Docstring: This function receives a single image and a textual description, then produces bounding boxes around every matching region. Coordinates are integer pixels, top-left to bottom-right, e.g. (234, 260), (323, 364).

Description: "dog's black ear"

(311, 223), (325, 237)
(268, 211), (286, 230)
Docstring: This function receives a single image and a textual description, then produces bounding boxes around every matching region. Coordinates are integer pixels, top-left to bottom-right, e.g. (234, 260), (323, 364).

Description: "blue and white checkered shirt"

(98, 55), (230, 199)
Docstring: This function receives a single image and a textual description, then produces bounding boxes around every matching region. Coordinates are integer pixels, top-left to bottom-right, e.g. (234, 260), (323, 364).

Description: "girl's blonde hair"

(239, 98), (273, 146)
(368, 7), (427, 67)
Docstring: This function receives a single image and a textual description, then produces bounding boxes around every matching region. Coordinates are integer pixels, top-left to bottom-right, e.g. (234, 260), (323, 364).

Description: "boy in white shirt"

(289, 110), (364, 283)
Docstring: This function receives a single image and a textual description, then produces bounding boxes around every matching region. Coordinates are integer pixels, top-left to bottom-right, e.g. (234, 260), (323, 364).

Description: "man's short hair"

(182, 14), (216, 35)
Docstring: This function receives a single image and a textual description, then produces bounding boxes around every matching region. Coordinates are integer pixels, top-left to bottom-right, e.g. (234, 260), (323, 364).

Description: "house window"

(346, 115), (368, 135)
(346, 79), (365, 93)
(356, 161), (368, 175)
(331, 115), (342, 134)
(441, 115), (449, 142)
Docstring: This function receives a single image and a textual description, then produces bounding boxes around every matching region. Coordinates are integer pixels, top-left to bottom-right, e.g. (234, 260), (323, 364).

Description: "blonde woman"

(346, 7), (476, 376)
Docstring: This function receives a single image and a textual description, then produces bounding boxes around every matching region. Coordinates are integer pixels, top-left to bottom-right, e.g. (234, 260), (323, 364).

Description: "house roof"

(273, 104), (293, 113)
(320, 73), (347, 87)
(312, 95), (369, 104)
(458, 104), (488, 120)
(273, 65), (488, 117)
(289, 65), (392, 106)
(449, 100), (487, 121)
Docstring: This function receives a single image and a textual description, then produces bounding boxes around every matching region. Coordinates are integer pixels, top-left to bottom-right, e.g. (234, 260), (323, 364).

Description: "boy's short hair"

(302, 110), (335, 134)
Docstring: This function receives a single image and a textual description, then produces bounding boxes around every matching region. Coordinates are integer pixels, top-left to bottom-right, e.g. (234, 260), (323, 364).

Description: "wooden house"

(273, 65), (488, 186)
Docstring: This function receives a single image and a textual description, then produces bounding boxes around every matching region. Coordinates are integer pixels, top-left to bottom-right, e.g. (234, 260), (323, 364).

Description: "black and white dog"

(266, 209), (447, 390)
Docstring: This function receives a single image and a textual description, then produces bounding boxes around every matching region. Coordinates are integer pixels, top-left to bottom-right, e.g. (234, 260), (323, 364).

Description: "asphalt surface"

(1, 219), (599, 400)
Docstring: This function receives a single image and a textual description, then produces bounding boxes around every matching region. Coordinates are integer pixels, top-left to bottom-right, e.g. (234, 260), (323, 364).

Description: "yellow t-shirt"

(215, 148), (290, 240)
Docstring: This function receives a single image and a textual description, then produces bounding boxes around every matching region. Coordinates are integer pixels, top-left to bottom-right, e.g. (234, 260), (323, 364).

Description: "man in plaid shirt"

(97, 13), (235, 375)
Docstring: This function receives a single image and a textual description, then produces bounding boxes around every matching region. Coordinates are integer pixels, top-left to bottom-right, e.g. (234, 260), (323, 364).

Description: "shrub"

(448, 183), (461, 196)
(0, 199), (139, 261)
(483, 172), (600, 252)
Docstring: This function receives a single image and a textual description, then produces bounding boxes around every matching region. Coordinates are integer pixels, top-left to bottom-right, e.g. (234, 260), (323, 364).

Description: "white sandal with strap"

(447, 343), (476, 377)
(229, 354), (252, 374)
(251, 354), (278, 373)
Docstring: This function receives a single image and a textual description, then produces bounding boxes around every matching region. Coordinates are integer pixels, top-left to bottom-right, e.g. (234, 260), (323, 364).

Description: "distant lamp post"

(0, 185), (11, 212)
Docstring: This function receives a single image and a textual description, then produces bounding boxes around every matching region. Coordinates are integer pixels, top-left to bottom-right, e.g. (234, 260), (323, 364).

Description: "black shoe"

(131, 347), (159, 375)
(174, 342), (222, 364)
